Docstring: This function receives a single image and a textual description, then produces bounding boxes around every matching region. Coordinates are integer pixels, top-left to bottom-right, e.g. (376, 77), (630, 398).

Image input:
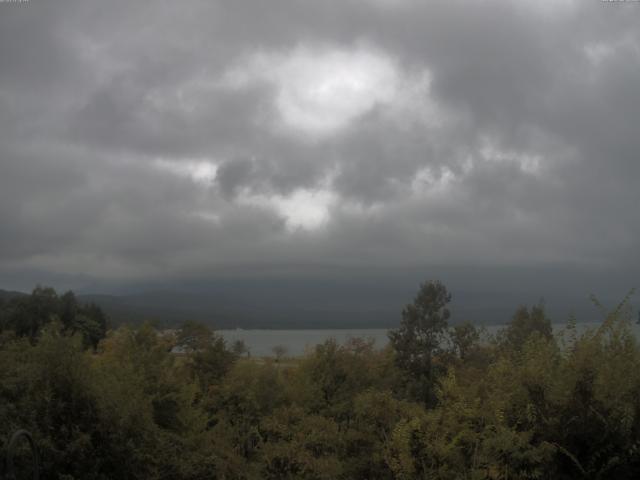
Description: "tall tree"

(389, 280), (451, 405)
(502, 304), (552, 352)
(177, 320), (237, 390)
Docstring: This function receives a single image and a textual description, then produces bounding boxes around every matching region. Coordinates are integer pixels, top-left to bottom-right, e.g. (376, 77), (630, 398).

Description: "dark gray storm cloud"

(1, 0), (639, 297)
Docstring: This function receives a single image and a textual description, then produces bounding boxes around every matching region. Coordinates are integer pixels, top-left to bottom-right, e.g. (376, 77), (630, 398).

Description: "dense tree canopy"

(1, 283), (640, 479)
(0, 286), (107, 348)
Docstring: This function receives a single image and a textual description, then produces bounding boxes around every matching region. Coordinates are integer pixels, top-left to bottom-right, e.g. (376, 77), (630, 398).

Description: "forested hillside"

(1, 283), (639, 479)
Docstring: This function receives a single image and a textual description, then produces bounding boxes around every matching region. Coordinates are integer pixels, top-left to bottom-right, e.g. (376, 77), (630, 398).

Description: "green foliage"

(500, 304), (553, 353)
(450, 321), (482, 361)
(389, 280), (452, 405)
(177, 320), (215, 353)
(0, 286), (107, 348)
(292, 337), (396, 420)
(232, 339), (250, 357)
(176, 320), (238, 391)
(260, 406), (343, 479)
(2, 282), (640, 479)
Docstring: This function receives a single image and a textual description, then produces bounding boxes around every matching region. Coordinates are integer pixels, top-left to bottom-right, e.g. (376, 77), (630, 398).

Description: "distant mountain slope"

(77, 286), (608, 330)
(2, 279), (612, 330)
(0, 289), (27, 301)
(77, 291), (400, 329)
(76, 292), (239, 328)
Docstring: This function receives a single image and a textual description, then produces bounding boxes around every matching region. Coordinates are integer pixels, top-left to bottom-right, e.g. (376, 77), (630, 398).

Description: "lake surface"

(218, 321), (639, 357)
(219, 328), (390, 357)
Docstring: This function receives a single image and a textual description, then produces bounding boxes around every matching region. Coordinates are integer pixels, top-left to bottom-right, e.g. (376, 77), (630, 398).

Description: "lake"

(218, 328), (389, 357)
(218, 321), (638, 357)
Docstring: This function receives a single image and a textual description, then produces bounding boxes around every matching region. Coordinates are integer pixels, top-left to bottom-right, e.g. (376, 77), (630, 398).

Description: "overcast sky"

(1, 0), (639, 299)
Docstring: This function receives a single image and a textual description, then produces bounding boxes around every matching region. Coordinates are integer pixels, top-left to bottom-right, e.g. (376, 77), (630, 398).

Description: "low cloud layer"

(1, 0), (639, 295)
